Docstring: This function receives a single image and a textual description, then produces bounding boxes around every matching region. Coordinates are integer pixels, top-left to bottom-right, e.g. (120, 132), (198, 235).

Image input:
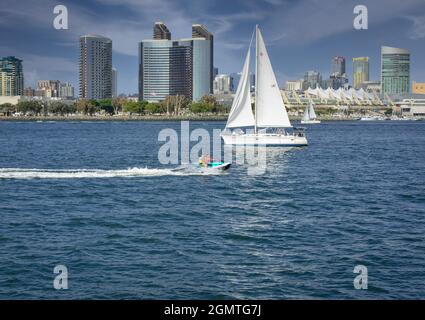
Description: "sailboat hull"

(221, 133), (308, 146)
(301, 120), (321, 124)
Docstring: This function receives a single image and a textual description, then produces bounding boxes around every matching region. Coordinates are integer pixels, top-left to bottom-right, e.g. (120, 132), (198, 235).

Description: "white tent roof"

(304, 87), (375, 102)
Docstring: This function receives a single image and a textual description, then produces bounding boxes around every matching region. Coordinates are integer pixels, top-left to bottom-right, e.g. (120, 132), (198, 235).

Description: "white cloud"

(0, 43), (77, 87)
(23, 54), (77, 87)
(2, 0), (425, 90)
(405, 15), (425, 39)
(263, 0), (286, 5)
(263, 0), (425, 45)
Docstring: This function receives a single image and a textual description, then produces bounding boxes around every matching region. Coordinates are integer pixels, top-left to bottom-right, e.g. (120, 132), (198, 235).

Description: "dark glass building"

(381, 46), (410, 95)
(153, 22), (171, 40)
(192, 24), (214, 93)
(0, 56), (24, 96)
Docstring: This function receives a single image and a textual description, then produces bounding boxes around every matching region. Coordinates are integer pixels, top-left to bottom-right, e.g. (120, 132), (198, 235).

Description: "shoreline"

(0, 115), (228, 122)
(0, 115), (358, 122)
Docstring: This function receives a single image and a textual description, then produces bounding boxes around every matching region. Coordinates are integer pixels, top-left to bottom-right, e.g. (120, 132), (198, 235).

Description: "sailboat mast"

(254, 25), (258, 134)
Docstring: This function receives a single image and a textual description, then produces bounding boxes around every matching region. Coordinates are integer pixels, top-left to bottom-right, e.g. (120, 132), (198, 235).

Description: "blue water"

(0, 121), (424, 299)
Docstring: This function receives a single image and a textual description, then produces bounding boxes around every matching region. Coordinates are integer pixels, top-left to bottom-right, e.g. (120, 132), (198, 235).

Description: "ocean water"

(0, 120), (424, 299)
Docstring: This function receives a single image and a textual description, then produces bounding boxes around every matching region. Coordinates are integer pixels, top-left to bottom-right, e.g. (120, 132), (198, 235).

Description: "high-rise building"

(327, 56), (348, 89)
(139, 24), (212, 102)
(381, 46), (410, 95)
(213, 67), (219, 79)
(353, 57), (369, 89)
(192, 24), (214, 93)
(304, 70), (322, 88)
(112, 68), (117, 97)
(59, 82), (75, 99)
(326, 75), (348, 90)
(192, 38), (212, 101)
(0, 56), (24, 96)
(331, 56), (346, 77)
(79, 34), (112, 99)
(213, 74), (232, 94)
(139, 40), (193, 102)
(230, 73), (254, 93)
(229, 73), (241, 93)
(153, 22), (171, 40)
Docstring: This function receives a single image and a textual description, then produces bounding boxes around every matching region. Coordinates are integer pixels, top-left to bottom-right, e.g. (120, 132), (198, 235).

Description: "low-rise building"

(24, 87), (35, 97)
(397, 99), (425, 117)
(284, 80), (304, 92)
(60, 82), (75, 99)
(0, 96), (21, 105)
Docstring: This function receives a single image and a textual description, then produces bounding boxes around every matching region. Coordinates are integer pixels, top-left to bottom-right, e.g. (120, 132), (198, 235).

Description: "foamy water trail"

(0, 167), (221, 179)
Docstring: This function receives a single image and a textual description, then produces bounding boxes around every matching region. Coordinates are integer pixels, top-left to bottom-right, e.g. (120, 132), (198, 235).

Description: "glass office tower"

(192, 38), (211, 101)
(331, 56), (346, 77)
(153, 22), (171, 40)
(192, 24), (214, 94)
(139, 40), (192, 102)
(381, 46), (410, 95)
(139, 25), (213, 102)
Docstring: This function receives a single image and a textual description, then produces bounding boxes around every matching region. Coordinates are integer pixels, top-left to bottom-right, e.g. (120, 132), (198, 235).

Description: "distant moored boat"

(301, 102), (321, 124)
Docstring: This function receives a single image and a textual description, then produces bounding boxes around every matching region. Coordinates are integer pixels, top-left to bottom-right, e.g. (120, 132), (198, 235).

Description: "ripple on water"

(0, 121), (424, 299)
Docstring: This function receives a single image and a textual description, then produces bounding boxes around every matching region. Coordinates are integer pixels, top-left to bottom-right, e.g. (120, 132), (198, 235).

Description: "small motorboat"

(199, 155), (231, 171)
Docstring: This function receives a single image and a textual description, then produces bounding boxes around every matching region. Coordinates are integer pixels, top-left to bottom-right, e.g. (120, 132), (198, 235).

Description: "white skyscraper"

(213, 74), (232, 94)
(79, 34), (112, 99)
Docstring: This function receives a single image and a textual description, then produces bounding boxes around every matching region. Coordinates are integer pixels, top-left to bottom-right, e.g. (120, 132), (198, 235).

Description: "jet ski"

(199, 155), (231, 171)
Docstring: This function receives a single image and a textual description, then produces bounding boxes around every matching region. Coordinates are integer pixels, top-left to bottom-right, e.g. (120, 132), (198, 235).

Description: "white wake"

(0, 166), (219, 180)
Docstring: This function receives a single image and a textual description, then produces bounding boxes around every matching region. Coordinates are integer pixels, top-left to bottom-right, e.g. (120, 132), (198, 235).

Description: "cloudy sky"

(1, 0), (425, 94)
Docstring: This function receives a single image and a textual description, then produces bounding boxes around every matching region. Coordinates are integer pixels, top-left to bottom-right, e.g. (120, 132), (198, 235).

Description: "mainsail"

(224, 49), (255, 128)
(303, 105), (310, 121)
(309, 103), (317, 120)
(255, 27), (292, 128)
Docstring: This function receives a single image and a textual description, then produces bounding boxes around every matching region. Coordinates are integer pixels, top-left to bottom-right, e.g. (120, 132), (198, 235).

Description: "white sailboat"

(301, 102), (321, 124)
(221, 25), (308, 147)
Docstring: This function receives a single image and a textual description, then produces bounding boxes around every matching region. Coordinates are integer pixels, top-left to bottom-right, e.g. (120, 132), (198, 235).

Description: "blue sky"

(1, 0), (425, 95)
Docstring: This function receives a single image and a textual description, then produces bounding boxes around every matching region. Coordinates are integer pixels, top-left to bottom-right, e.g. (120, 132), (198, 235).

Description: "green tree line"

(0, 95), (228, 116)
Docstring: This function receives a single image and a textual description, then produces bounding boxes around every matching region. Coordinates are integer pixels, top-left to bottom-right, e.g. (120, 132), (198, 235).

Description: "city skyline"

(1, 0), (425, 94)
